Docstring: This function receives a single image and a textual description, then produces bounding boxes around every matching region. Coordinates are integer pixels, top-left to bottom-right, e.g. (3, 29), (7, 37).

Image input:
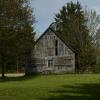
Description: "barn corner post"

(25, 54), (33, 76)
(72, 53), (75, 73)
(25, 55), (29, 76)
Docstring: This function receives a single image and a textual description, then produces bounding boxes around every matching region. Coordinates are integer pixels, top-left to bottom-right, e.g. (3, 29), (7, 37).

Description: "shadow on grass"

(0, 74), (38, 82)
(38, 83), (100, 100)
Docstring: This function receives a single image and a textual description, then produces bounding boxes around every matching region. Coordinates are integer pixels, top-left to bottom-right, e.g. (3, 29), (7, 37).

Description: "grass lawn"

(0, 74), (100, 100)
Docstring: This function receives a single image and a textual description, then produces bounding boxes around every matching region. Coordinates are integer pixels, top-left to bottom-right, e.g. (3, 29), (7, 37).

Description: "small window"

(48, 60), (53, 67)
(58, 66), (62, 70)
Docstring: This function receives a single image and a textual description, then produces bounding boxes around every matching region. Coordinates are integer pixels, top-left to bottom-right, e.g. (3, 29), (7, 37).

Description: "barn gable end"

(32, 26), (75, 73)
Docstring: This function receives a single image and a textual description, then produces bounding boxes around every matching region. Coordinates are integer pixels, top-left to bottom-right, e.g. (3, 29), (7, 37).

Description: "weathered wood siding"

(32, 29), (75, 73)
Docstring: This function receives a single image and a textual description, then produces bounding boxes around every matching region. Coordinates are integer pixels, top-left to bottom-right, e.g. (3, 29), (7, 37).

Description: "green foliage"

(0, 74), (100, 100)
(0, 0), (35, 77)
(55, 1), (96, 72)
(85, 8), (100, 42)
(96, 29), (100, 55)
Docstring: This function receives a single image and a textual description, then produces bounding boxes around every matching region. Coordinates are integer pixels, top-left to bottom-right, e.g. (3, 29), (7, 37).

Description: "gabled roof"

(34, 23), (77, 54)
(33, 27), (50, 46)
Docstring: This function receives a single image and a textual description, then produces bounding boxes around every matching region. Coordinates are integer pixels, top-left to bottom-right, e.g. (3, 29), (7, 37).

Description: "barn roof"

(34, 23), (77, 54)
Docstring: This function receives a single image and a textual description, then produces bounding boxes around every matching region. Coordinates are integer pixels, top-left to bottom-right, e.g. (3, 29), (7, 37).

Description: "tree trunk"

(75, 53), (79, 73)
(17, 57), (19, 73)
(1, 62), (5, 78)
(1, 56), (6, 78)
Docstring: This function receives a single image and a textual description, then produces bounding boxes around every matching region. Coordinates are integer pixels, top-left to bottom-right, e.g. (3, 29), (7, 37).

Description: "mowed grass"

(0, 74), (100, 100)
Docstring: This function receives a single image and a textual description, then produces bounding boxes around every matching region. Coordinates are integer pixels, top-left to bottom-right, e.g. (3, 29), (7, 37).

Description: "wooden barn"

(32, 23), (76, 73)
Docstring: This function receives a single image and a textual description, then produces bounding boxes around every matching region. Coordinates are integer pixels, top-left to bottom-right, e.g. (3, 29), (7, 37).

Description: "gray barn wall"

(32, 29), (75, 73)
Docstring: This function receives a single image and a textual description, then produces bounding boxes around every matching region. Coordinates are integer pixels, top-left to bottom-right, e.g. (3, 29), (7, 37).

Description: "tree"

(55, 1), (96, 72)
(0, 0), (35, 77)
(96, 29), (100, 57)
(84, 8), (100, 44)
(84, 8), (100, 69)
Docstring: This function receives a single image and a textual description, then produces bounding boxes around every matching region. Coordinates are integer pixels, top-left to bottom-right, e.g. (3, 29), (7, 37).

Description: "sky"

(31, 0), (100, 34)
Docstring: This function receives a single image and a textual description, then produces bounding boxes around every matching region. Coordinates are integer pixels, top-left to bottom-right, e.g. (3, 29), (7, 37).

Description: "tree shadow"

(0, 74), (38, 82)
(38, 83), (100, 100)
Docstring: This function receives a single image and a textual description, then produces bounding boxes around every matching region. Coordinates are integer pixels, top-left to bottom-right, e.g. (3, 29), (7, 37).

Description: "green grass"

(0, 74), (100, 100)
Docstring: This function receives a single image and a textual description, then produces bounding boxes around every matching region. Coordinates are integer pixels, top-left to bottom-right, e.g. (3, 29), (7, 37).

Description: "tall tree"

(84, 8), (100, 44)
(55, 1), (88, 51)
(84, 8), (100, 68)
(96, 29), (100, 57)
(55, 1), (96, 72)
(0, 0), (35, 77)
